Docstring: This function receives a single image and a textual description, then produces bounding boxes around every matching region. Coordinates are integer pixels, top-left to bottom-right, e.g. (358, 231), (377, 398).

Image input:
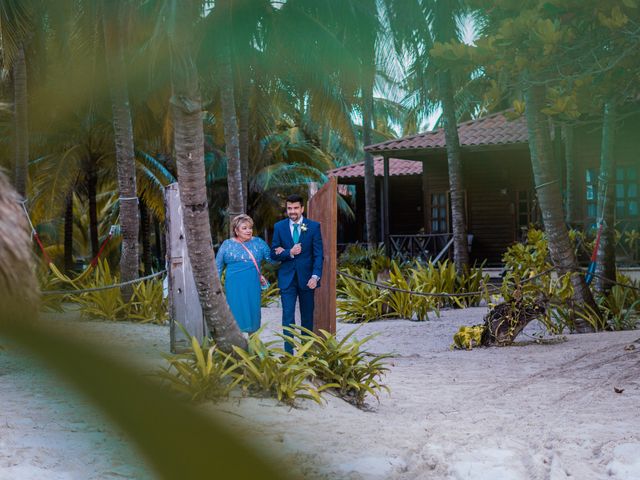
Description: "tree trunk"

(170, 41), (246, 353)
(438, 71), (469, 274)
(64, 193), (74, 273)
(140, 200), (153, 274)
(362, 87), (378, 248)
(103, 3), (140, 301)
(563, 125), (575, 224)
(524, 83), (598, 332)
(13, 43), (28, 199)
(595, 101), (616, 294)
(87, 162), (99, 259)
(238, 78), (251, 212)
(433, 0), (469, 274)
(218, 43), (244, 228)
(154, 218), (163, 269)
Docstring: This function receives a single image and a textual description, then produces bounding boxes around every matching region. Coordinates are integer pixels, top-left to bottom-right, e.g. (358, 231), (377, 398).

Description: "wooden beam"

(165, 183), (206, 352)
(307, 177), (337, 334)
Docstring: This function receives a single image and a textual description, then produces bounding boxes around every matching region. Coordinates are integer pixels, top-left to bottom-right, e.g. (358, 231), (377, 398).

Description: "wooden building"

(330, 110), (640, 265)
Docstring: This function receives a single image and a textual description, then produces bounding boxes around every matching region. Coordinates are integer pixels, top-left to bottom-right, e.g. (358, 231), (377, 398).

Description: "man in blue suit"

(271, 194), (324, 353)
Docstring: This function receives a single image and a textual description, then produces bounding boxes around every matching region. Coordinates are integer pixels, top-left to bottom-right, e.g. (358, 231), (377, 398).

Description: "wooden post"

(165, 183), (206, 352)
(383, 156), (391, 257)
(307, 177), (337, 334)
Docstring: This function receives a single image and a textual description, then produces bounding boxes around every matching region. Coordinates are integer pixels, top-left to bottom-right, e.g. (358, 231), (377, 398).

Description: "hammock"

(20, 200), (114, 286)
(585, 177), (607, 286)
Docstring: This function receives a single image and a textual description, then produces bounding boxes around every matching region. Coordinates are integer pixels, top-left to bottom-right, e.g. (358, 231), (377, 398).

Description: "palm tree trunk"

(13, 43), (28, 199)
(154, 218), (163, 268)
(140, 200), (152, 274)
(64, 193), (74, 273)
(218, 43), (244, 227)
(563, 125), (575, 224)
(524, 83), (599, 332)
(170, 40), (246, 353)
(595, 101), (616, 294)
(103, 3), (139, 301)
(87, 162), (99, 259)
(238, 78), (251, 212)
(362, 87), (378, 248)
(438, 71), (469, 274)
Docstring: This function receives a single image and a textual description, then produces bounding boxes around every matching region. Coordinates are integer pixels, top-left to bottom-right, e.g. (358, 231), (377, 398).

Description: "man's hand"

(307, 276), (318, 289)
(274, 247), (285, 255)
(290, 243), (302, 256)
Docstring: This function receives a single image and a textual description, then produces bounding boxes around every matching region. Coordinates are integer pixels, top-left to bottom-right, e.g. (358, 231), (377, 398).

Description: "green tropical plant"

(72, 259), (128, 320)
(337, 268), (388, 323)
(129, 278), (168, 324)
(283, 326), (391, 408)
(231, 332), (323, 406)
(158, 333), (241, 402)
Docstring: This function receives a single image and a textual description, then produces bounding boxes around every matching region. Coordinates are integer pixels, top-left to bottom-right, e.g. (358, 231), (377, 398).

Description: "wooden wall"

(465, 150), (533, 264)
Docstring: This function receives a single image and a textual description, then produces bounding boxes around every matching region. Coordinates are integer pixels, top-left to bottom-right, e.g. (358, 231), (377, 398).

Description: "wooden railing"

(389, 234), (454, 263)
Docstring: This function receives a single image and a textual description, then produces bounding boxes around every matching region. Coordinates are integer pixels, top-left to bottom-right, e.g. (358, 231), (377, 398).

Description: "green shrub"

(283, 326), (391, 407)
(232, 333), (324, 406)
(38, 270), (67, 313)
(72, 260), (129, 320)
(337, 268), (389, 322)
(338, 243), (386, 271)
(158, 334), (240, 402)
(158, 326), (392, 409)
(129, 278), (168, 324)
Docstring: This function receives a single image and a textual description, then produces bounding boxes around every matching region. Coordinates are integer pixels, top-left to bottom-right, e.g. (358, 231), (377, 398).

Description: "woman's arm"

(260, 238), (280, 264)
(215, 240), (227, 276)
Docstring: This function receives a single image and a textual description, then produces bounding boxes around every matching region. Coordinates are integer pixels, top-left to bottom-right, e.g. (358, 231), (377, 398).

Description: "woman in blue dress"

(215, 214), (279, 334)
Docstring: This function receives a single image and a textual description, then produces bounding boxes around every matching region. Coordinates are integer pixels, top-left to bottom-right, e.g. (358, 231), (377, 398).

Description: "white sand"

(1, 306), (639, 479)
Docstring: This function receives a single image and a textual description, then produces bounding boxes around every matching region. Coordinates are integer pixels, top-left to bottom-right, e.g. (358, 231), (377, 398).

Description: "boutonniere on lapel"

(300, 223), (308, 233)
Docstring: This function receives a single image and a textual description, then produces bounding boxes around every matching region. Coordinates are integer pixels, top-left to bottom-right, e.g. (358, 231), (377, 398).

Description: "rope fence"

(337, 267), (640, 298)
(39, 266), (639, 299)
(41, 270), (166, 296)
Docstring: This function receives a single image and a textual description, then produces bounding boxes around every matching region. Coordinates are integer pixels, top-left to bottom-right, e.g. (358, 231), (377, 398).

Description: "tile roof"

(365, 110), (528, 153)
(328, 157), (422, 179)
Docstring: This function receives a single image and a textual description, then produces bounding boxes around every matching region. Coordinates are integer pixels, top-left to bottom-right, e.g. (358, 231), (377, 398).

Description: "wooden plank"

(165, 183), (206, 352)
(307, 177), (337, 334)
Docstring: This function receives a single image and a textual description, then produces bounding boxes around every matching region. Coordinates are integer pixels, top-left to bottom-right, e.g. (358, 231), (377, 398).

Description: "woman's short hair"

(231, 214), (254, 237)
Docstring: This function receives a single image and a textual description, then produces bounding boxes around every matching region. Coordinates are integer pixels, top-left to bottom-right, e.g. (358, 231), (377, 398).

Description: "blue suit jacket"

(271, 217), (324, 290)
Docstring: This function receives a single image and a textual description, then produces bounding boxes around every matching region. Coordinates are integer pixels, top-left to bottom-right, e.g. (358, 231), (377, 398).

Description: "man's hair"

(286, 194), (304, 206)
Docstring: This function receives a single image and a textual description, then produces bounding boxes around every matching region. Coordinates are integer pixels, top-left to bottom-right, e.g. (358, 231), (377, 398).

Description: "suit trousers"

(280, 273), (315, 353)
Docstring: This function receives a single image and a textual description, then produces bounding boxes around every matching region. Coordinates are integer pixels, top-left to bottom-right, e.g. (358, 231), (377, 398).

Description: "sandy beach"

(1, 305), (639, 479)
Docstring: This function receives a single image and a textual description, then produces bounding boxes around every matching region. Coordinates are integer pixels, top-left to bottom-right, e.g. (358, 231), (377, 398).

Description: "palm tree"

(523, 82), (598, 332)
(165, 0), (246, 352)
(0, 0), (34, 198)
(385, 0), (470, 273)
(594, 100), (616, 294)
(102, 0), (140, 299)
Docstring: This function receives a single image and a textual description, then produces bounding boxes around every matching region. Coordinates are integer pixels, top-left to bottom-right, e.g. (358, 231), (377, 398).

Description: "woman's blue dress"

(215, 237), (274, 333)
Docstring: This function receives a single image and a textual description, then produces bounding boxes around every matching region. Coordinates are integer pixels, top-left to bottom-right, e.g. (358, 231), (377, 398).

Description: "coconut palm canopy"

(0, 0), (424, 270)
(2, 0), (637, 275)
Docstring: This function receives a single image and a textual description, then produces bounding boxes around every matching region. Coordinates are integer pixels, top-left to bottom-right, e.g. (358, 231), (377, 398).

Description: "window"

(615, 166), (639, 218)
(430, 192), (449, 233)
(586, 166), (639, 220)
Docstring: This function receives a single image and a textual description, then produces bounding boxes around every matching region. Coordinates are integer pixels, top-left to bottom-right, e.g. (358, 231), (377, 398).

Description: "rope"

(534, 179), (559, 190)
(337, 267), (557, 298)
(119, 196), (139, 202)
(339, 266), (640, 301)
(41, 270), (166, 296)
(582, 271), (640, 292)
